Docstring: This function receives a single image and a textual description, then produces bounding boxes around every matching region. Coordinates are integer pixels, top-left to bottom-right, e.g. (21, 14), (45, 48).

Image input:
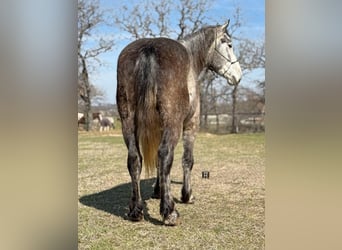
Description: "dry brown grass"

(78, 131), (265, 249)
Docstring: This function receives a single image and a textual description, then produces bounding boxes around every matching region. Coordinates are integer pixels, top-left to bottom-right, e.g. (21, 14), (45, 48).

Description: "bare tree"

(230, 85), (238, 133)
(115, 0), (220, 132)
(214, 5), (264, 133)
(114, 1), (265, 133)
(78, 0), (114, 131)
(200, 70), (216, 129)
(176, 0), (210, 39)
(237, 38), (265, 72)
(78, 83), (105, 109)
(237, 38), (265, 108)
(114, 0), (211, 40)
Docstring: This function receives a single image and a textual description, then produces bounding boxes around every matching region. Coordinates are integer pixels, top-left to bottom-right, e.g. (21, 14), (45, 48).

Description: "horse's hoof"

(127, 207), (144, 222)
(127, 213), (143, 222)
(163, 210), (180, 226)
(181, 194), (195, 204)
(188, 195), (195, 204)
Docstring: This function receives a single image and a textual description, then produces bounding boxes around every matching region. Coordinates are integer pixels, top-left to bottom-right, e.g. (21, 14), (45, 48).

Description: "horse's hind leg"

(158, 128), (181, 225)
(122, 120), (144, 221)
(181, 124), (196, 204)
(151, 167), (161, 199)
(127, 137), (144, 221)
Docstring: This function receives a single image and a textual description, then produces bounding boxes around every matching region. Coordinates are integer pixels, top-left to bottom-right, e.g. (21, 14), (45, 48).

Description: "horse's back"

(117, 37), (191, 114)
(118, 38), (190, 79)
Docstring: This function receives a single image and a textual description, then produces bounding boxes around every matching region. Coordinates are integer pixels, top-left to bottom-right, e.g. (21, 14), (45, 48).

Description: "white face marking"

(212, 32), (242, 85)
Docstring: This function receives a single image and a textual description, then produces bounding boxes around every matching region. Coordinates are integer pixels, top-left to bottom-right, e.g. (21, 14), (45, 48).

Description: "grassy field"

(78, 130), (265, 249)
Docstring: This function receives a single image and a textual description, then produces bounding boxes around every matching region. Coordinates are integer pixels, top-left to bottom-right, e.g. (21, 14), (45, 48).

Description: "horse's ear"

(220, 19), (230, 31)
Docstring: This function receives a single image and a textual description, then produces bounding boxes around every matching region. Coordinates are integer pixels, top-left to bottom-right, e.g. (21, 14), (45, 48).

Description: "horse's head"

(93, 112), (103, 122)
(208, 20), (242, 86)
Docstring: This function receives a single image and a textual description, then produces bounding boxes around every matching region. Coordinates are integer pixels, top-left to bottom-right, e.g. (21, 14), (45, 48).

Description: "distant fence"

(200, 113), (265, 134)
(78, 111), (264, 134)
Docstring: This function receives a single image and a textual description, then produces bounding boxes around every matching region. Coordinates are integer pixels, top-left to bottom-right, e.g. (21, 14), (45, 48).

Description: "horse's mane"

(179, 25), (217, 73)
(180, 25), (217, 43)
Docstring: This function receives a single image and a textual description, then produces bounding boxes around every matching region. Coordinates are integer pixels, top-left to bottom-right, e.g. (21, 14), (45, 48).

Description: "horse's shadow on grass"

(79, 178), (166, 225)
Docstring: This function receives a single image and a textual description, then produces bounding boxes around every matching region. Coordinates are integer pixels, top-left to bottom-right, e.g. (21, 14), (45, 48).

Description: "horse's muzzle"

(227, 75), (241, 86)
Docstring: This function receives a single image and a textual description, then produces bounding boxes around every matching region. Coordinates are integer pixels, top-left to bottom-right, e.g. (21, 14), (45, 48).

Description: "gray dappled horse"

(116, 21), (242, 225)
(100, 117), (115, 131)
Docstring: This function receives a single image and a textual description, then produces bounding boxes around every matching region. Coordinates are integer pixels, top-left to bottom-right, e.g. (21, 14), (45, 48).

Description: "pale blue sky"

(87, 0), (265, 104)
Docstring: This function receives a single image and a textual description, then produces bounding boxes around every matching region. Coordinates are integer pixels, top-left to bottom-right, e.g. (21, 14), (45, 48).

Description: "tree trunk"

(200, 74), (212, 131)
(84, 97), (92, 131)
(230, 85), (238, 134)
(215, 113), (219, 133)
(80, 56), (92, 131)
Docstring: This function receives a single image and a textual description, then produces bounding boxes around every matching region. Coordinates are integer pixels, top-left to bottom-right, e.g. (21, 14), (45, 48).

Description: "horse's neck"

(93, 113), (102, 121)
(180, 31), (214, 75)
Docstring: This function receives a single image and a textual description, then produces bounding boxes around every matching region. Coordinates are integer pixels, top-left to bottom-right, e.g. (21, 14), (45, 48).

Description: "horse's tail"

(135, 46), (161, 177)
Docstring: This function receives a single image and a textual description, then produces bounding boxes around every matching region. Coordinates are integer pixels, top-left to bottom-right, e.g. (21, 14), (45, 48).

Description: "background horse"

(116, 20), (242, 225)
(78, 112), (84, 120)
(78, 112), (102, 127)
(99, 117), (115, 132)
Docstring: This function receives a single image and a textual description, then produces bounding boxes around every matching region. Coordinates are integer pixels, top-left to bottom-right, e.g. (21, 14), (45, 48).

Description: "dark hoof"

(127, 206), (144, 222)
(181, 190), (195, 204)
(163, 210), (180, 226)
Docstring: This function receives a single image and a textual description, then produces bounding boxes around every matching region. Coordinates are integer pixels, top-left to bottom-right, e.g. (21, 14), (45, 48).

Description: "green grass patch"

(79, 132), (265, 249)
